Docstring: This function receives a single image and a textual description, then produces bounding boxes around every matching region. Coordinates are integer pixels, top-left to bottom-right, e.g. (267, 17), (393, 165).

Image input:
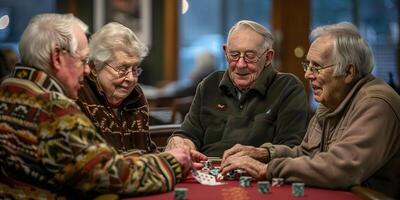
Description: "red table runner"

(127, 176), (361, 200)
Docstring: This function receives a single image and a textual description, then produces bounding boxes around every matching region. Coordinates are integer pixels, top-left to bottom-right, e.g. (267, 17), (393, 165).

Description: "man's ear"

(50, 47), (63, 71)
(344, 64), (357, 84)
(266, 49), (274, 62)
(223, 44), (227, 54)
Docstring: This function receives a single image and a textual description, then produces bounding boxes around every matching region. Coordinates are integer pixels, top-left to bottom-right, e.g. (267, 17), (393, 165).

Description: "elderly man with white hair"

(0, 14), (204, 199)
(220, 22), (400, 199)
(166, 20), (309, 157)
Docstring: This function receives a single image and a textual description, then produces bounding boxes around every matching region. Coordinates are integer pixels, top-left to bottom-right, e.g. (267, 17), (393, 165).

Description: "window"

(179, 0), (271, 81)
(0, 0), (55, 58)
(311, 0), (399, 109)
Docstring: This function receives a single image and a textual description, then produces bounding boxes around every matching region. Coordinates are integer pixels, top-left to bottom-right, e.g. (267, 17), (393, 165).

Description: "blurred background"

(0, 0), (399, 124)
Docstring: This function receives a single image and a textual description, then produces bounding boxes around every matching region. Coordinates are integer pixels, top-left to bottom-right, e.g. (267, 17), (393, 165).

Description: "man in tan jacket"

(220, 22), (400, 199)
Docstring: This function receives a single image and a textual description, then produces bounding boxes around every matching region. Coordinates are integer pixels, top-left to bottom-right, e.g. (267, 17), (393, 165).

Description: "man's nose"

(304, 68), (315, 80)
(83, 63), (90, 76)
(236, 56), (247, 68)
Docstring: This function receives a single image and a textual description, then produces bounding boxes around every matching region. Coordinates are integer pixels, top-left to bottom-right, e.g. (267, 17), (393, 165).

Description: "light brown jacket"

(265, 75), (400, 198)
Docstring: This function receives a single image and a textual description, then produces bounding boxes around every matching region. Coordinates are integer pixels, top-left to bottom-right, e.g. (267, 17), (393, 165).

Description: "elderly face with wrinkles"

(224, 27), (271, 91)
(96, 50), (142, 106)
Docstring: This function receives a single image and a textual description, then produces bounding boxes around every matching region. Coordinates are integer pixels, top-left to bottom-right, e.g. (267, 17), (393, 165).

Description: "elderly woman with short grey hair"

(77, 22), (155, 153)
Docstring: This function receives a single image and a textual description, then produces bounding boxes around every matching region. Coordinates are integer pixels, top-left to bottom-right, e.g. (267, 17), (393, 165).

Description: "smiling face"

(96, 50), (141, 106)
(224, 28), (269, 91)
(305, 36), (351, 109)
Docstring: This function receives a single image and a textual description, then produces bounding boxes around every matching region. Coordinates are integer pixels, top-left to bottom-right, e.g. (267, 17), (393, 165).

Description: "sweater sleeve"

(266, 97), (400, 189)
(39, 112), (182, 196)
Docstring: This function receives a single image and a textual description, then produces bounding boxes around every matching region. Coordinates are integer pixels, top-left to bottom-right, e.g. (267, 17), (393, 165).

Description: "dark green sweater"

(173, 66), (309, 156)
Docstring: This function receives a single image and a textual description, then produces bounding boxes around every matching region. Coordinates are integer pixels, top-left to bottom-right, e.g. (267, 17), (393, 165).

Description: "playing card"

(191, 169), (225, 186)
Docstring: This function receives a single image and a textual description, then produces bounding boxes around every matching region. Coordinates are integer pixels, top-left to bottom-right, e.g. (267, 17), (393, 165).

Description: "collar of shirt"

(218, 64), (277, 98)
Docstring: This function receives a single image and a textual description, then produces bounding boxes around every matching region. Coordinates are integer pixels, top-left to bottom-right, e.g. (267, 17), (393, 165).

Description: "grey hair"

(89, 22), (149, 70)
(227, 20), (274, 49)
(310, 22), (374, 79)
(19, 13), (88, 70)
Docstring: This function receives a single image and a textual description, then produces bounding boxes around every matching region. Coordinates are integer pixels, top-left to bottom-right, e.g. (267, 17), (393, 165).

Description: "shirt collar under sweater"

(218, 64), (277, 98)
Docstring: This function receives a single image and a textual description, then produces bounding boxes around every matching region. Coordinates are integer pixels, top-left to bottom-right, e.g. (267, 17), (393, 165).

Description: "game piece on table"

(174, 188), (187, 200)
(225, 170), (238, 180)
(292, 182), (305, 197)
(209, 168), (220, 176)
(239, 176), (252, 187)
(257, 181), (270, 194)
(272, 178), (284, 187)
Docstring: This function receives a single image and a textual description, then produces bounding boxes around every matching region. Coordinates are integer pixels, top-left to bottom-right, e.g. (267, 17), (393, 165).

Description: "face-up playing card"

(191, 169), (225, 186)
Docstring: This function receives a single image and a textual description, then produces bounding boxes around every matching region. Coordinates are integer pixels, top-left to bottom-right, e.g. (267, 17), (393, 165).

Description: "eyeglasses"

(81, 57), (91, 66)
(226, 48), (268, 63)
(105, 62), (143, 78)
(301, 61), (335, 74)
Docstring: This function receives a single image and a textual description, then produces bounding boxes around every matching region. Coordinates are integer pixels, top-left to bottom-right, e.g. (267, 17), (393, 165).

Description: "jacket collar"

(218, 64), (277, 97)
(10, 64), (66, 95)
(315, 74), (374, 119)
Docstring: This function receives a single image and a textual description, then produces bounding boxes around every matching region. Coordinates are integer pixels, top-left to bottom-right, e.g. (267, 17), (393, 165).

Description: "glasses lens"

(117, 67), (143, 77)
(136, 68), (143, 76)
(119, 70), (126, 77)
(244, 53), (257, 63)
(301, 62), (308, 71)
(228, 53), (240, 61)
(82, 58), (90, 65)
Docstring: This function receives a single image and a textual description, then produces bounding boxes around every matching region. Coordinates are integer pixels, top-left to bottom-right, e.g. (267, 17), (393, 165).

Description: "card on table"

(191, 170), (225, 186)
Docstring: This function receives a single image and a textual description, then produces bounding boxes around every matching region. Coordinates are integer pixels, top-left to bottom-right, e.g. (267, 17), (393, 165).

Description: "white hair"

(310, 22), (374, 79)
(227, 20), (274, 49)
(19, 13), (88, 70)
(89, 22), (149, 70)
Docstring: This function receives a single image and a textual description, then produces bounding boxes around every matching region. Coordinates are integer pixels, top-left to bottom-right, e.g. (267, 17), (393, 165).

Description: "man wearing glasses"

(166, 20), (309, 157)
(0, 15), (204, 198)
(220, 22), (400, 198)
(77, 22), (158, 153)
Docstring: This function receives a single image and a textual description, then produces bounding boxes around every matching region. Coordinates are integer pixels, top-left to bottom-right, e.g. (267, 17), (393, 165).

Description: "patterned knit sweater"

(77, 73), (156, 153)
(0, 65), (182, 198)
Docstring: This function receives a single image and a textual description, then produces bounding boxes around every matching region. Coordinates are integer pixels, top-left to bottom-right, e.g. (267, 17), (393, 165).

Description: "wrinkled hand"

(166, 148), (208, 178)
(220, 155), (268, 180)
(222, 144), (269, 164)
(190, 150), (208, 170)
(165, 136), (197, 151)
(166, 148), (193, 176)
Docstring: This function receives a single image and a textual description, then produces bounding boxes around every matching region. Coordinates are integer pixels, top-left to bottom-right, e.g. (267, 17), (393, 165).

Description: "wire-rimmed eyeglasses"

(301, 61), (335, 74)
(105, 62), (143, 78)
(226, 48), (269, 63)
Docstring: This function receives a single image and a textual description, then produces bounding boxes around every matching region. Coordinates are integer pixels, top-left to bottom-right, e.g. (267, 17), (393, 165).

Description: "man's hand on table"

(165, 136), (208, 178)
(165, 136), (207, 169)
(222, 144), (269, 163)
(165, 136), (197, 151)
(166, 148), (194, 176)
(220, 155), (268, 180)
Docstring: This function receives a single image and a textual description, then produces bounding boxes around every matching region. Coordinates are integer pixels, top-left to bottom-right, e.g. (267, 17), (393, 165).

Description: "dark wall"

(139, 0), (165, 85)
